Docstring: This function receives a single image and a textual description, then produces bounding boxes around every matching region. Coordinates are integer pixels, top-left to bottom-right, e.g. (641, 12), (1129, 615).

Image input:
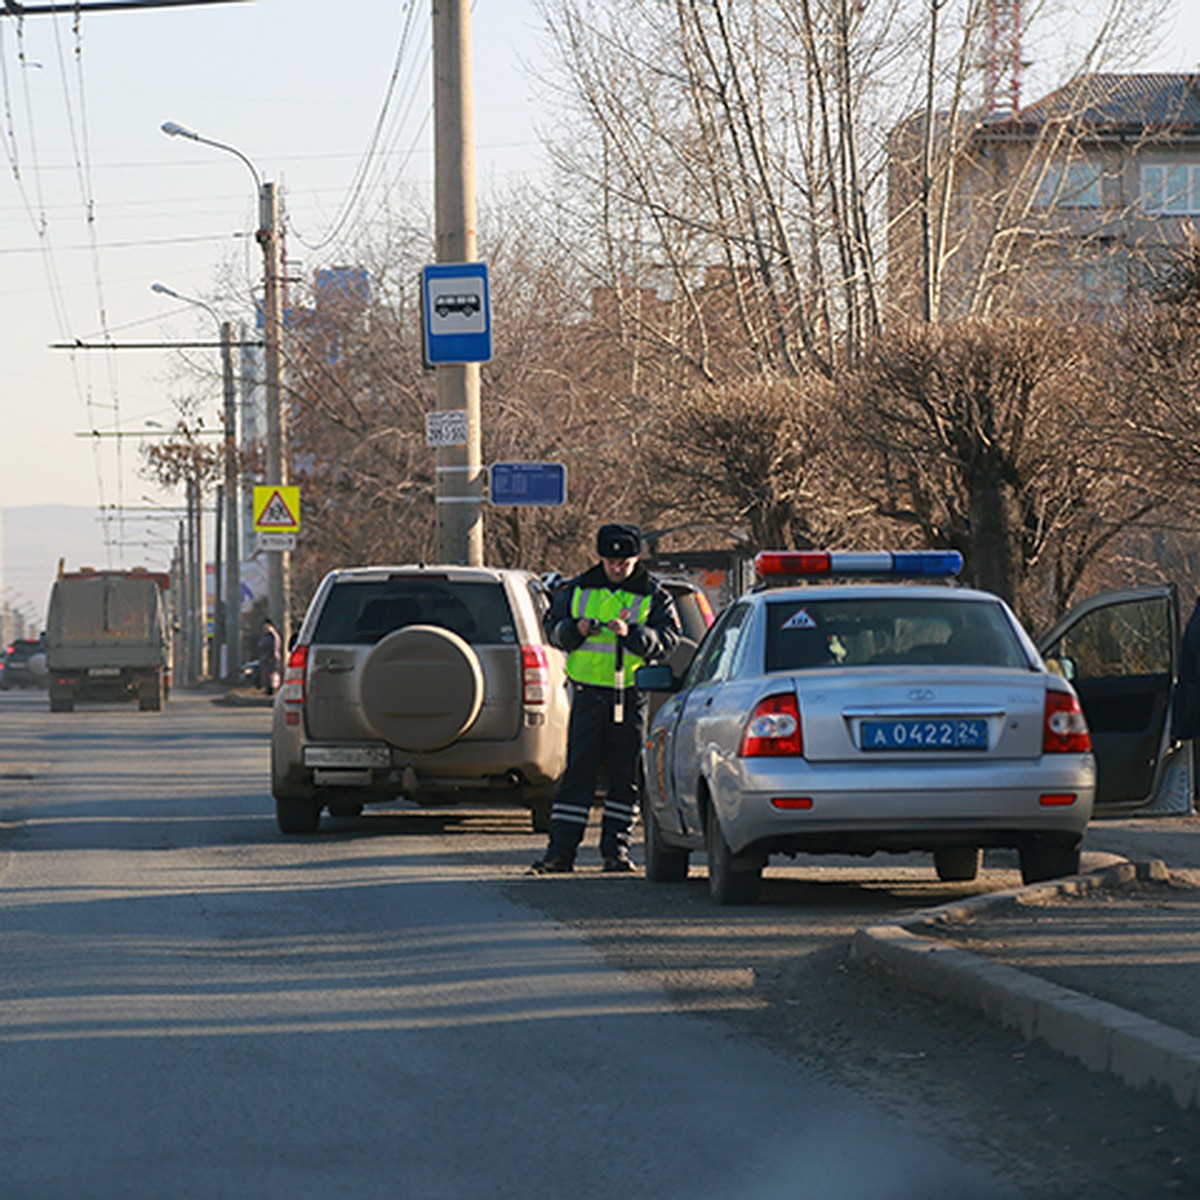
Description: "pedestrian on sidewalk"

(529, 523), (680, 875)
(257, 618), (282, 696)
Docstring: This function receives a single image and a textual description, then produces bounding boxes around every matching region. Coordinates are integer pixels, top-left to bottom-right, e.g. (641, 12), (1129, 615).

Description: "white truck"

(45, 569), (172, 712)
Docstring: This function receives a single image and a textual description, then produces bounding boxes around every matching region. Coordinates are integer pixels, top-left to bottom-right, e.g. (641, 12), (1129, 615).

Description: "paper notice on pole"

(426, 410), (469, 448)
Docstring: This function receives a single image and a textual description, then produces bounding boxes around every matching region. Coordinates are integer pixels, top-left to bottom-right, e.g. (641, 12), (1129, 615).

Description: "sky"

(1, 0), (1199, 621)
(0, 0), (549, 616)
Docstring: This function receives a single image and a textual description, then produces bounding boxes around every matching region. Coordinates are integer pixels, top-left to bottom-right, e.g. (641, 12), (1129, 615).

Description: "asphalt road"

(1, 688), (1197, 1198)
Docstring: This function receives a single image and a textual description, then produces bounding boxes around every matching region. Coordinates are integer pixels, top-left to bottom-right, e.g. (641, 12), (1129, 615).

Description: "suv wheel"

(276, 796), (322, 835)
(528, 792), (554, 833)
(359, 626), (485, 751)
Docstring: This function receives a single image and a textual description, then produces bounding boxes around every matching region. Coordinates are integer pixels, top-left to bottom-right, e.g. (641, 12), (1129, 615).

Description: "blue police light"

(754, 550), (962, 580)
(891, 550), (963, 576)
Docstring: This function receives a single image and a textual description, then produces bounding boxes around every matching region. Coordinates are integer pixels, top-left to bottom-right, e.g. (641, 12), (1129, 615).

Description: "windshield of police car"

(764, 596), (1029, 672)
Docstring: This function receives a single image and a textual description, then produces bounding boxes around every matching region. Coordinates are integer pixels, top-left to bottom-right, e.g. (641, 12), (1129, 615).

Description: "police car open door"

(1037, 584), (1192, 816)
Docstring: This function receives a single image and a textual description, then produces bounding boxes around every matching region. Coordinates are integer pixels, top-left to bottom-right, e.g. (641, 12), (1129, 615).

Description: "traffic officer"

(530, 522), (680, 874)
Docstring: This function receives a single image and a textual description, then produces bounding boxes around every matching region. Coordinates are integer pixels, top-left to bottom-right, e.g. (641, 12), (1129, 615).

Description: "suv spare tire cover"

(359, 625), (485, 751)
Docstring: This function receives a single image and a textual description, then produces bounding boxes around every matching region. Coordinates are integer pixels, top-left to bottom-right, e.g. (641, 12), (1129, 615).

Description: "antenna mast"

(985, 0), (1023, 116)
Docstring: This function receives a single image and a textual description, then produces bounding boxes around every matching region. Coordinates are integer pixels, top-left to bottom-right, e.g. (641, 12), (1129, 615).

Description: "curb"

(850, 860), (1200, 1111)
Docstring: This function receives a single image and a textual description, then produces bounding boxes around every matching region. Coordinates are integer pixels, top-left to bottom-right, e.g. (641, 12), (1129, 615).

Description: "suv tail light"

(522, 645), (550, 707)
(1043, 688), (1091, 753)
(739, 693), (803, 757)
(282, 644), (308, 705)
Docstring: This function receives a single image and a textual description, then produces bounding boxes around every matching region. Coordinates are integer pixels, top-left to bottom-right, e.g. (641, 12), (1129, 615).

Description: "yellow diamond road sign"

(253, 485), (301, 533)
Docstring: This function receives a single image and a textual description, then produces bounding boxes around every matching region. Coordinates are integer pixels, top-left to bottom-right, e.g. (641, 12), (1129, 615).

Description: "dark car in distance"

(1, 638), (46, 689)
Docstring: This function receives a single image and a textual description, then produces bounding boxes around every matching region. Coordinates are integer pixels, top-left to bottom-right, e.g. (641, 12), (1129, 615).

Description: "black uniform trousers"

(546, 683), (648, 863)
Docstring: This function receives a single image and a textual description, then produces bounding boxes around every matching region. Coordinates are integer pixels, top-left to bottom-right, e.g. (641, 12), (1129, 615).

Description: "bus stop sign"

(421, 263), (492, 364)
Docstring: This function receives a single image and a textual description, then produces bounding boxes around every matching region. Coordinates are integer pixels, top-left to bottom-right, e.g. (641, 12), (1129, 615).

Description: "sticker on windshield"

(781, 608), (818, 630)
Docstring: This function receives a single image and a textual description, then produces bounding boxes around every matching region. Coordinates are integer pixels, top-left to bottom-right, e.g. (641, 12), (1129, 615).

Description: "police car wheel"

(1019, 836), (1081, 885)
(644, 801), (688, 883)
(934, 846), (981, 882)
(705, 805), (761, 905)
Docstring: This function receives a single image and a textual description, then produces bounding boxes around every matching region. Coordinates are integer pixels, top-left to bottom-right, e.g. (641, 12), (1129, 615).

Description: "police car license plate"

(860, 717), (988, 751)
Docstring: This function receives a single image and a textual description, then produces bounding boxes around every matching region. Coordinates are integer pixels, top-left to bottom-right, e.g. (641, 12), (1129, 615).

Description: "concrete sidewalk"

(851, 817), (1200, 1112)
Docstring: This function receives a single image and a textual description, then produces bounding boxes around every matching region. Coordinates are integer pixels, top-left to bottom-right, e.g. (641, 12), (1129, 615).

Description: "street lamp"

(151, 282), (241, 683)
(160, 120), (290, 645)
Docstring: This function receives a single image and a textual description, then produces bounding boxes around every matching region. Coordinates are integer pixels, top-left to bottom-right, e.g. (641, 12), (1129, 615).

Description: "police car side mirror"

(636, 664), (678, 692)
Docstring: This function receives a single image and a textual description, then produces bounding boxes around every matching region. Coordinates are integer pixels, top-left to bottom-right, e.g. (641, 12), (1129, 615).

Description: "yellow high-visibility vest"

(567, 586), (652, 688)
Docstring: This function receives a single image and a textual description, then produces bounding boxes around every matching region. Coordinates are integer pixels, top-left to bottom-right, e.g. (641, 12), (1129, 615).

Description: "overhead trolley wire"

(55, 8), (127, 553)
(3, 11), (117, 561)
(289, 0), (433, 259)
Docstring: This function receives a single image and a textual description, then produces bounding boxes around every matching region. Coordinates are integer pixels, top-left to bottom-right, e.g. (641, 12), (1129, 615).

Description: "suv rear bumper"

(272, 710), (566, 801)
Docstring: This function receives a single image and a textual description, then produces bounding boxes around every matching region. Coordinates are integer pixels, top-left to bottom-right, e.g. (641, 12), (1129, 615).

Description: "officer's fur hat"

(596, 523), (642, 558)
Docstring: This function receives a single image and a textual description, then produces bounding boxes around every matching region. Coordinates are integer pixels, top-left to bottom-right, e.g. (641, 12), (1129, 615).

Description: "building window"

(1141, 164), (1200, 214)
(1037, 162), (1102, 209)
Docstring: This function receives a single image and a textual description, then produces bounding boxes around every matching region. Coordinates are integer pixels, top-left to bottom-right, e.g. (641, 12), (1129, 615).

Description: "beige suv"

(270, 565), (570, 834)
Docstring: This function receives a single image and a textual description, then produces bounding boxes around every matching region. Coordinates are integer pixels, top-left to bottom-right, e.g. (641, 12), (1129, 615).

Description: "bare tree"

(537, 1), (1169, 358)
(839, 313), (1177, 622)
(640, 372), (880, 551)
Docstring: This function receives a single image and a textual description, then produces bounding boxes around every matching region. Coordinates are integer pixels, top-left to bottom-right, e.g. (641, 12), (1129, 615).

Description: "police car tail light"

(1043, 689), (1091, 754)
(281, 644), (308, 706)
(753, 550), (963, 581)
(739, 693), (803, 757)
(522, 645), (550, 707)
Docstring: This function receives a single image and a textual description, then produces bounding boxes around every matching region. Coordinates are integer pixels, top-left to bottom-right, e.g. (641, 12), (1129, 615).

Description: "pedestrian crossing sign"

(253, 485), (301, 533)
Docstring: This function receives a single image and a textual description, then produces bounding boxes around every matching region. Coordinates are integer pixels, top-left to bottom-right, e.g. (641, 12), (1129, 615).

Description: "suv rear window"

(764, 596), (1028, 671)
(311, 578), (518, 646)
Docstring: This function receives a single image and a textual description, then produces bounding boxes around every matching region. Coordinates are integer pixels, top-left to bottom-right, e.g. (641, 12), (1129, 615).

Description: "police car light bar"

(754, 550), (963, 580)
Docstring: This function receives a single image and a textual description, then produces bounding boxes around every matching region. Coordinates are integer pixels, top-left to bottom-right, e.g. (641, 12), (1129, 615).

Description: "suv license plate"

(304, 746), (391, 768)
(860, 718), (987, 751)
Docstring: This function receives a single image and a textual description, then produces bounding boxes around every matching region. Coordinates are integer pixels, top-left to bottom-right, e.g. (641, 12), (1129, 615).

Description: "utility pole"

(186, 473), (205, 680)
(258, 182), (291, 641)
(160, 121), (289, 645)
(433, 0), (483, 566)
(219, 320), (241, 682)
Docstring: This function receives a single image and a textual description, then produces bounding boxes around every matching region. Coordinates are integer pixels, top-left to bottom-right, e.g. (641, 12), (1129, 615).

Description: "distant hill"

(2, 505), (168, 624)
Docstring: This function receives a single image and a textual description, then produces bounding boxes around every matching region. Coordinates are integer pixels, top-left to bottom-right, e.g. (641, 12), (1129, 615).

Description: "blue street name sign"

(489, 462), (567, 507)
(421, 262), (492, 364)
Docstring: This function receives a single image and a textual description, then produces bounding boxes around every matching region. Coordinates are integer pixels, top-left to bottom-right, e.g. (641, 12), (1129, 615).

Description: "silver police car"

(638, 550), (1096, 904)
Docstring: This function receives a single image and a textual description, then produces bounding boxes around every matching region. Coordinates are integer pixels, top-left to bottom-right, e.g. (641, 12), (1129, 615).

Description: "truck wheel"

(139, 674), (164, 712)
(49, 687), (74, 713)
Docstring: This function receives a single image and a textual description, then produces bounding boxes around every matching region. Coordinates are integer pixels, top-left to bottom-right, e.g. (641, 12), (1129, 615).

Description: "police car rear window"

(312, 580), (517, 646)
(764, 596), (1028, 671)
